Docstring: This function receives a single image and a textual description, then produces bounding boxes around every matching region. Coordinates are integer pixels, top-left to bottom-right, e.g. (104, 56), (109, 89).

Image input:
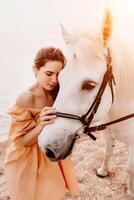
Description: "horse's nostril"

(45, 148), (56, 159)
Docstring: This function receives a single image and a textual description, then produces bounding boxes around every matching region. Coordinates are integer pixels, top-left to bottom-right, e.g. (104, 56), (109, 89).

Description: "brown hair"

(33, 47), (66, 100)
(34, 47), (66, 69)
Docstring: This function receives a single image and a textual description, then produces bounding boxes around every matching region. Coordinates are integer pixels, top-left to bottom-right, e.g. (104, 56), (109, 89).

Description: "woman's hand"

(22, 107), (56, 147)
(39, 106), (57, 126)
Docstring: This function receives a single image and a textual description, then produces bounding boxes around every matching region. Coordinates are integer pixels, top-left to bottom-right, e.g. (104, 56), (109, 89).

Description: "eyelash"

(81, 82), (96, 90)
(46, 72), (52, 76)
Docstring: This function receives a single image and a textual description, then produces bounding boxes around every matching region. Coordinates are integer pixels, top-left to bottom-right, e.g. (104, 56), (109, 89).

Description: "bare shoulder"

(15, 91), (35, 108)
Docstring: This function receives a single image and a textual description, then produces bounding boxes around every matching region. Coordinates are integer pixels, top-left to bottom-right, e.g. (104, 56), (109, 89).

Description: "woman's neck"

(27, 82), (54, 109)
(29, 82), (49, 97)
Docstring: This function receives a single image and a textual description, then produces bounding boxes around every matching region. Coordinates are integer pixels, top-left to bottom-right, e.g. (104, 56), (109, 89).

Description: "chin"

(46, 87), (54, 91)
(47, 86), (55, 91)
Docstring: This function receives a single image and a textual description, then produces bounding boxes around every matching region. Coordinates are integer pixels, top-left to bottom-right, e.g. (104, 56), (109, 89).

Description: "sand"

(0, 132), (133, 200)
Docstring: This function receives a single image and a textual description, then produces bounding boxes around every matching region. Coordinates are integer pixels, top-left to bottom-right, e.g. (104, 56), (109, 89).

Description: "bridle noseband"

(56, 48), (134, 141)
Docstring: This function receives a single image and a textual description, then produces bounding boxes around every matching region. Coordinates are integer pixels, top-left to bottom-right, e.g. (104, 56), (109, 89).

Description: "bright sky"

(0, 0), (134, 59)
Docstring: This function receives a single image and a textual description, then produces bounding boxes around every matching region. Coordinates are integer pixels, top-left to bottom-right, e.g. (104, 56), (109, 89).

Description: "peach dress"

(4, 105), (79, 200)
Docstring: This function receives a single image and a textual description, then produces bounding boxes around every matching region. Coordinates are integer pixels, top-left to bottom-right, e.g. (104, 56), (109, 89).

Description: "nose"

(45, 147), (57, 160)
(51, 75), (57, 84)
(44, 145), (59, 161)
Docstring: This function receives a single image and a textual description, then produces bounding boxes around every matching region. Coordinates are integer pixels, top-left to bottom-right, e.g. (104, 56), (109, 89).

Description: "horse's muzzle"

(43, 134), (77, 161)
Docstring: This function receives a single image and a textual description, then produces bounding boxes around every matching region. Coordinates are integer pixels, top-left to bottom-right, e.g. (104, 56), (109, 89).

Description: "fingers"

(40, 114), (56, 121)
(41, 106), (56, 113)
(40, 107), (56, 117)
(39, 106), (57, 126)
(40, 119), (55, 126)
(40, 110), (56, 117)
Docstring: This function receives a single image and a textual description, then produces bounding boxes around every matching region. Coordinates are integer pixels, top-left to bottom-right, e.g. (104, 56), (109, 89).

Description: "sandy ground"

(0, 133), (134, 200)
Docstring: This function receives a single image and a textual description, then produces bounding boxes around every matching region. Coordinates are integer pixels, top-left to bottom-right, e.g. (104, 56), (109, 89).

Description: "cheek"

(93, 87), (112, 121)
(37, 74), (48, 84)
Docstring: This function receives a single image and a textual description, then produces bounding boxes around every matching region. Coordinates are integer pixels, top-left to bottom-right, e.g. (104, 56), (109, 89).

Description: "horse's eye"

(82, 80), (96, 90)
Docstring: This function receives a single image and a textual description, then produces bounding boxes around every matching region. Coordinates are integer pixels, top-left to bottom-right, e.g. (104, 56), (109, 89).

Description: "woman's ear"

(33, 65), (38, 77)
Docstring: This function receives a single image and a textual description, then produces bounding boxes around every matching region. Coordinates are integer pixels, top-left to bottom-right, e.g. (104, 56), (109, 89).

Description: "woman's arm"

(15, 92), (56, 147)
(22, 123), (44, 147)
(22, 107), (56, 147)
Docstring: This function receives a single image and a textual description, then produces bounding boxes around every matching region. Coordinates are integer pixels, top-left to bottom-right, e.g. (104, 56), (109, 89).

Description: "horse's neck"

(110, 33), (134, 97)
(113, 62), (134, 99)
(108, 42), (134, 118)
(109, 72), (134, 118)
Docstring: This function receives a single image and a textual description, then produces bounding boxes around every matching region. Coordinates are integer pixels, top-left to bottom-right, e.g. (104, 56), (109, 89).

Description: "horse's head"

(38, 9), (113, 161)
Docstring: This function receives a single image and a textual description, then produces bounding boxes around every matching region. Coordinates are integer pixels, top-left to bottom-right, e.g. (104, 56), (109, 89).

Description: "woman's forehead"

(40, 61), (63, 72)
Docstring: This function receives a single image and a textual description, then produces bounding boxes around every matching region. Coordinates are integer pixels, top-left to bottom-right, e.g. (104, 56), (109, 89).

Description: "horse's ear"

(60, 23), (76, 46)
(102, 8), (113, 47)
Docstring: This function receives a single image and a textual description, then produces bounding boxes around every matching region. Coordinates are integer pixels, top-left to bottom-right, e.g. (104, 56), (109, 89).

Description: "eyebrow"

(46, 71), (53, 73)
(46, 70), (59, 75)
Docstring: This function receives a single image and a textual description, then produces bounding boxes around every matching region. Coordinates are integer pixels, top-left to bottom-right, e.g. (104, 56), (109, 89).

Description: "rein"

(56, 48), (134, 141)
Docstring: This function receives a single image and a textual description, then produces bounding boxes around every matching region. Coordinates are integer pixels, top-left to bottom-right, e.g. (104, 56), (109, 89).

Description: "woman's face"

(36, 60), (63, 91)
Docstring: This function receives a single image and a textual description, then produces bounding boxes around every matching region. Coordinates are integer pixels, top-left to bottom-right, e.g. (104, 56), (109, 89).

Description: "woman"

(5, 47), (79, 200)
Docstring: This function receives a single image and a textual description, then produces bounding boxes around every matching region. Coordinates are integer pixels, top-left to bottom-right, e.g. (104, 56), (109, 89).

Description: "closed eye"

(46, 71), (52, 76)
(81, 80), (96, 90)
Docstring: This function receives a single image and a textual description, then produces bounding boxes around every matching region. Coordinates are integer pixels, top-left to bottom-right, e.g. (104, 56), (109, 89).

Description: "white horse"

(38, 10), (134, 197)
